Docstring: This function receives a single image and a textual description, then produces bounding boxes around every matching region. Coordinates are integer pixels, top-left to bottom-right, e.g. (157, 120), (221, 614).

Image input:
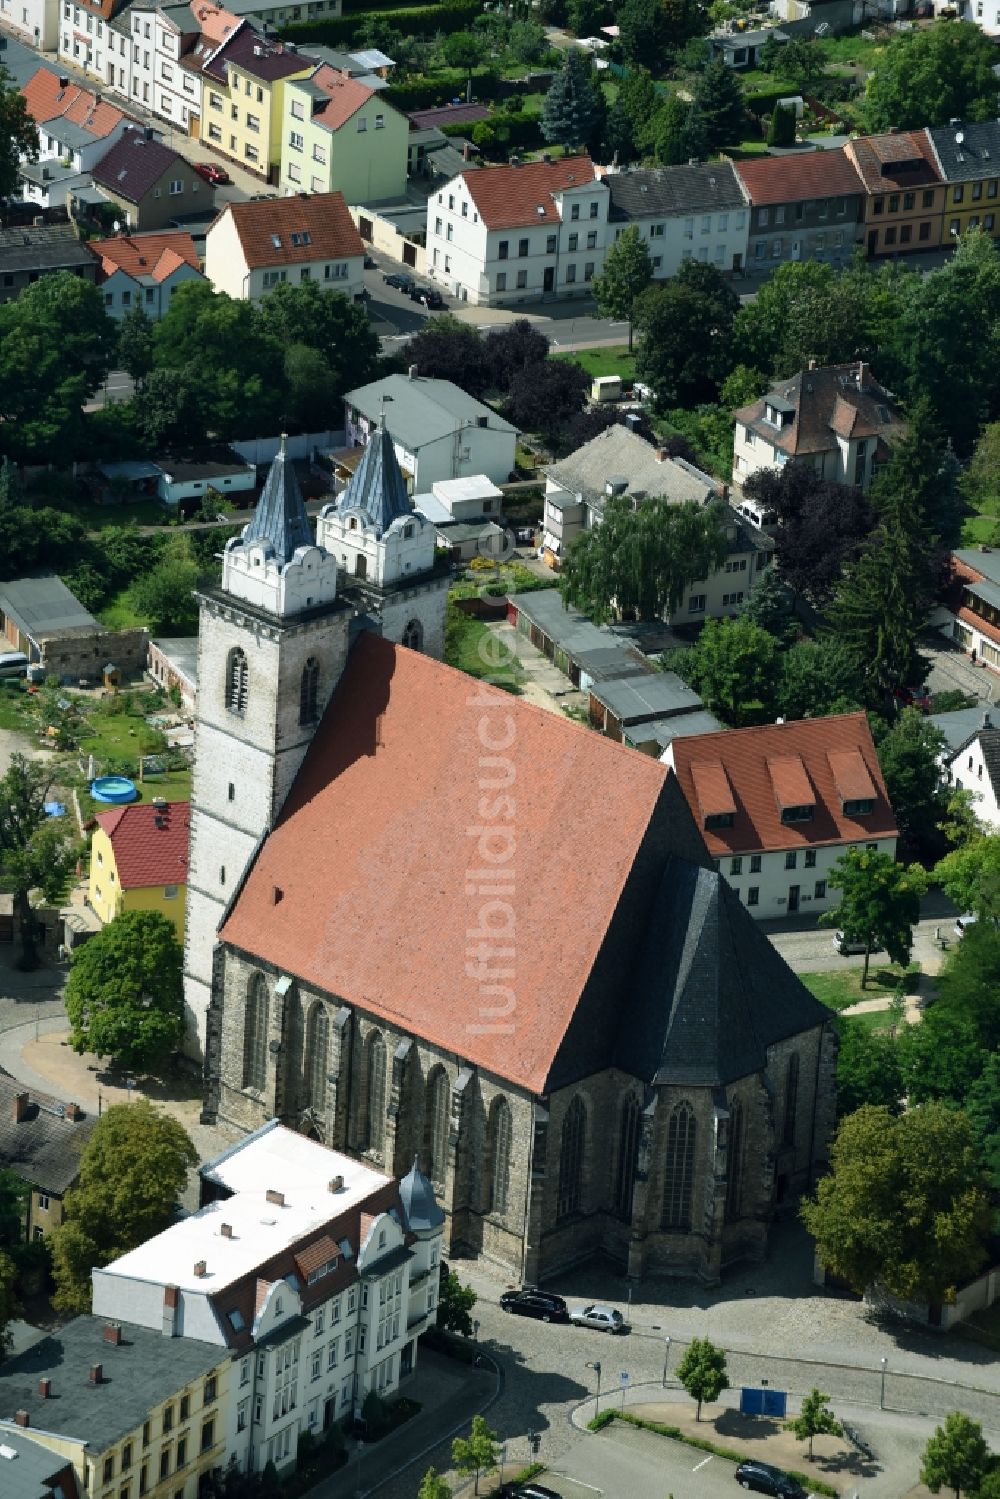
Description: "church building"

(189, 432), (837, 1286)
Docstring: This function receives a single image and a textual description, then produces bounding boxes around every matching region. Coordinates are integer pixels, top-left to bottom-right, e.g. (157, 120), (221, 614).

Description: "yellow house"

(0, 1315), (231, 1499)
(89, 801), (189, 938)
(926, 120), (1000, 245)
(202, 24), (314, 180)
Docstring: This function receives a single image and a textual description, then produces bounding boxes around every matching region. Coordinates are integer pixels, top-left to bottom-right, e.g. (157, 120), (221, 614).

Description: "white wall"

(612, 204), (749, 279)
(948, 734), (1000, 832)
(206, 213), (365, 303)
(669, 548), (772, 625)
(123, 5), (203, 133)
(409, 428), (515, 489)
(1, 0), (59, 51)
(714, 837), (898, 921)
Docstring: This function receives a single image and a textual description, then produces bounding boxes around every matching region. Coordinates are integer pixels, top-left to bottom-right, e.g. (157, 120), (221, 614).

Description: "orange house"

(844, 130), (946, 258)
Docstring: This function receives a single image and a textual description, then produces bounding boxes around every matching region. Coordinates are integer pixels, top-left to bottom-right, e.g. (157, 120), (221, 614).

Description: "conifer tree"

(541, 49), (603, 151)
(690, 57), (746, 150)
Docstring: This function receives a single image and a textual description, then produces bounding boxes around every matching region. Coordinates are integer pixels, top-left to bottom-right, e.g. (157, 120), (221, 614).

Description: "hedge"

(745, 82), (801, 117)
(586, 1410), (839, 1499)
(280, 0), (479, 45)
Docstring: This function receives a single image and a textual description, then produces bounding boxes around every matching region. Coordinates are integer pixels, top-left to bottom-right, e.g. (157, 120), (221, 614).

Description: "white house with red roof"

(665, 713), (898, 921)
(88, 229), (205, 318)
(424, 154), (610, 305)
(88, 800), (190, 936)
(205, 190), (364, 301)
(20, 68), (131, 178)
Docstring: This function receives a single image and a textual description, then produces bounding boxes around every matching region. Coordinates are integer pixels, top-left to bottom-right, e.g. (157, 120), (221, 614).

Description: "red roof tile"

(308, 65), (374, 131)
(221, 191), (364, 270)
(463, 155), (598, 229)
(669, 713), (897, 856)
(732, 146), (864, 206)
(221, 632), (677, 1094)
(733, 362), (906, 460)
(93, 801), (189, 889)
(89, 230), (201, 282)
(22, 67), (127, 139)
(844, 130), (942, 193)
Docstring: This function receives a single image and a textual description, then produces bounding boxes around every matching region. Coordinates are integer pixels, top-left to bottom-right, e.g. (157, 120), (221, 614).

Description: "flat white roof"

(431, 474), (503, 503)
(102, 1124), (390, 1295)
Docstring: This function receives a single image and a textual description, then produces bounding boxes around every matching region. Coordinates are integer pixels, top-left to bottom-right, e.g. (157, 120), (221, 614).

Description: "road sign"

(619, 1371), (630, 1386)
(740, 1388), (787, 1418)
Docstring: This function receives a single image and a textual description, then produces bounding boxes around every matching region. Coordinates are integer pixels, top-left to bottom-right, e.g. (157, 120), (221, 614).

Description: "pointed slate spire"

(241, 434), (314, 564)
(338, 417), (413, 536)
(398, 1155), (444, 1232)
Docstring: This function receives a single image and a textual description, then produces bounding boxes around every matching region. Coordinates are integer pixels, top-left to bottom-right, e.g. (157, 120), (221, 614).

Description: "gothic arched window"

(299, 657), (320, 726)
(366, 1032), (387, 1153)
(557, 1096), (586, 1220)
(783, 1054), (799, 1147)
(304, 1002), (328, 1111)
(226, 647), (248, 716)
(486, 1096), (512, 1216)
(662, 1101), (696, 1231)
(725, 1097), (745, 1223)
(615, 1093), (642, 1221)
(243, 972), (268, 1091)
(424, 1066), (449, 1183)
(402, 619), (424, 652)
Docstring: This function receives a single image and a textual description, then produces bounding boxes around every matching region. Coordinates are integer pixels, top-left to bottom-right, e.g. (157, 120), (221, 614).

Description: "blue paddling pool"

(91, 776), (138, 804)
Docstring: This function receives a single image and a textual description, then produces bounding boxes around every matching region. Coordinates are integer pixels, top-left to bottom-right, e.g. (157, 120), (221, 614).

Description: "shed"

(0, 576), (98, 662)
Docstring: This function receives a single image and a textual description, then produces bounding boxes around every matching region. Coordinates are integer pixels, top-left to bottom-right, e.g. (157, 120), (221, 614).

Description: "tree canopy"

(0, 754), (78, 970)
(0, 65), (38, 201)
(592, 226), (652, 352)
(874, 709), (948, 859)
(834, 1016), (905, 1118)
(634, 260), (739, 406)
(667, 614), (779, 726)
(821, 847), (927, 987)
(787, 1389), (842, 1460)
(863, 22), (1000, 132)
(935, 834), (1000, 924)
(65, 909), (185, 1070)
(743, 461), (875, 604)
(452, 1415), (498, 1495)
(504, 357), (590, 441)
(676, 1338), (728, 1421)
(826, 516), (929, 714)
(540, 49), (605, 152)
(920, 1412), (992, 1499)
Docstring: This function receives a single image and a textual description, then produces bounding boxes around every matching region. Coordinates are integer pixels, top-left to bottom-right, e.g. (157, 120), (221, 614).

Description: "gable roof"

(240, 436), (313, 562)
(605, 160), (747, 220)
(93, 801), (189, 889)
(218, 191), (363, 269)
(948, 725), (1000, 804)
(462, 155), (598, 229)
(300, 64), (375, 131)
(190, 0), (241, 42)
(345, 373), (517, 449)
(22, 67), (127, 139)
(221, 631), (716, 1094)
(89, 229), (201, 283)
(845, 129), (942, 192)
(546, 424), (718, 509)
(926, 119), (1000, 185)
(733, 146), (864, 207)
(668, 712), (897, 856)
(0, 1072), (93, 1195)
(733, 361), (906, 458)
(91, 128), (191, 203)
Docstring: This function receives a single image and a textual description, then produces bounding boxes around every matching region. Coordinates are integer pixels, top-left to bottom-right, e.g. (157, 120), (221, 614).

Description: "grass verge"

(799, 965), (918, 1012)
(554, 344), (637, 382)
(445, 605), (525, 692)
(586, 1410), (839, 1498)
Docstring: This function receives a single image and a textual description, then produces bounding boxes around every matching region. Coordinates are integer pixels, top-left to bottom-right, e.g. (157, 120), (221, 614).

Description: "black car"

(383, 271), (416, 292)
(499, 1288), (568, 1323)
(511, 1487), (562, 1499)
(735, 1460), (808, 1497)
(417, 287), (444, 308)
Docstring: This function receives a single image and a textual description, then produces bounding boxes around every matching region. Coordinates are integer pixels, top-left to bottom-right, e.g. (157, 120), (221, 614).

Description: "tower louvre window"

(226, 647), (248, 715)
(299, 657), (320, 725)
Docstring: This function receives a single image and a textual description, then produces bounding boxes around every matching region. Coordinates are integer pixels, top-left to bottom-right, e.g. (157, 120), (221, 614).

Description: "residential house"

(0, 576), (99, 661)
(222, 0), (340, 23)
(0, 1317), (230, 1499)
(154, 449), (256, 505)
(19, 69), (131, 208)
(344, 370), (518, 489)
(732, 360), (906, 521)
(90, 1122), (444, 1473)
(58, 0), (136, 86)
(0, 0), (59, 50)
(944, 716), (1000, 832)
(733, 147), (866, 270)
(939, 547), (1000, 672)
(89, 229), (204, 318)
(0, 225), (96, 303)
(201, 26), (314, 179)
(117, 2), (211, 133)
(411, 475), (504, 560)
(280, 63), (407, 201)
(88, 800), (190, 936)
(934, 0), (999, 33)
(844, 129), (945, 257)
(205, 190), (364, 300)
(91, 128), (207, 230)
(542, 424), (773, 619)
(0, 1425), (80, 1499)
(707, 26), (778, 67)
(425, 155), (609, 305)
(930, 702), (993, 760)
(666, 712), (898, 920)
(604, 160), (750, 276)
(0, 1075), (93, 1242)
(926, 119), (1000, 244)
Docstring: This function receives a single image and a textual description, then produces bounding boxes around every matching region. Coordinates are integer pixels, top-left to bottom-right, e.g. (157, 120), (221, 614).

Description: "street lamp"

(586, 1359), (602, 1418)
(880, 1357), (887, 1411)
(662, 1336), (672, 1388)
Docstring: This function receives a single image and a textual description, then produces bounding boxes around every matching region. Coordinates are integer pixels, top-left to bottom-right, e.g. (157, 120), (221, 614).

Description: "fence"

(231, 430), (347, 465)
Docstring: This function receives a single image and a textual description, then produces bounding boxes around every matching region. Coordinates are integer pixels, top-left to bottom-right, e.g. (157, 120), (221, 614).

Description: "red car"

(194, 161), (230, 186)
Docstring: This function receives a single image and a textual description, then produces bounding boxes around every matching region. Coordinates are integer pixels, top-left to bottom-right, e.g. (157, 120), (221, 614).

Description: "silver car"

(569, 1302), (625, 1332)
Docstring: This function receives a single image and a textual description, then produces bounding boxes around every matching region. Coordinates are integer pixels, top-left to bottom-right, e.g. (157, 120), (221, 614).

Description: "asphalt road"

(551, 1421), (749, 1499)
(761, 890), (959, 977)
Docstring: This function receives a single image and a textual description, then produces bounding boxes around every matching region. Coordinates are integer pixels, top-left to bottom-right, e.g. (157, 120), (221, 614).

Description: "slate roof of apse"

(0, 225), (94, 275)
(605, 160), (747, 221)
(619, 859), (830, 1087)
(408, 102), (491, 130)
(22, 67), (126, 138)
(733, 362), (906, 458)
(926, 120), (1000, 184)
(0, 1318), (224, 1451)
(220, 191), (364, 269)
(89, 229), (201, 283)
(221, 630), (718, 1094)
(303, 65), (375, 131)
(462, 155), (598, 230)
(546, 425), (717, 508)
(669, 711), (897, 856)
(346, 373), (517, 450)
(0, 1426), (79, 1499)
(930, 705), (995, 756)
(336, 423), (413, 534)
(733, 146), (864, 207)
(92, 801), (190, 889)
(845, 129), (942, 192)
(0, 574), (98, 639)
(241, 439), (314, 561)
(91, 129), (190, 204)
(203, 25), (315, 81)
(590, 672), (703, 724)
(0, 1072), (93, 1195)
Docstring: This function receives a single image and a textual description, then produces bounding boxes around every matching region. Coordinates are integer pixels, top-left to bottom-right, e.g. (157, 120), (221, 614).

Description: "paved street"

(761, 890), (958, 977)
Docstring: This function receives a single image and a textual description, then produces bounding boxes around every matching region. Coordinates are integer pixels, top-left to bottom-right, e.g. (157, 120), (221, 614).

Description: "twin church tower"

(183, 428), (450, 1058)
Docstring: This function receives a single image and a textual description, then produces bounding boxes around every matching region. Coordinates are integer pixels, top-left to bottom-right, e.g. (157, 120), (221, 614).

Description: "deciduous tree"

(874, 709), (948, 858)
(668, 615), (778, 726)
(255, 277), (380, 404)
(65, 909), (185, 1070)
(920, 1412), (991, 1499)
(864, 22), (1000, 132)
(935, 835), (1000, 924)
(0, 65), (38, 200)
(452, 1415), (498, 1495)
(0, 754), (78, 970)
(743, 461), (875, 604)
(404, 316), (491, 399)
(618, 0), (669, 72)
(775, 639), (863, 721)
(787, 1389), (842, 1460)
(127, 534), (201, 634)
(834, 1017), (904, 1117)
(418, 1469), (452, 1499)
(821, 847), (926, 987)
(592, 226), (652, 352)
(482, 319), (550, 393)
(504, 357), (590, 441)
(634, 260), (739, 406)
(676, 1338), (728, 1421)
(437, 1267), (477, 1336)
(117, 302), (155, 388)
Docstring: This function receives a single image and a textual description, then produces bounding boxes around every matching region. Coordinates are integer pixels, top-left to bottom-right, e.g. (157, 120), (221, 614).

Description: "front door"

(868, 229), (878, 257)
(323, 1397), (335, 1430)
(788, 884), (800, 913)
(732, 252), (742, 272)
(543, 266), (555, 293)
(790, 240), (801, 261)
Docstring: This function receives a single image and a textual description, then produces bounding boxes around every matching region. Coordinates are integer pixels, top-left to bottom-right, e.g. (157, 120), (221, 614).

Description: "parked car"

(417, 287), (444, 308)
(383, 271), (416, 292)
(0, 651), (28, 680)
(509, 1487), (562, 1499)
(193, 161), (230, 185)
(569, 1303), (625, 1332)
(734, 1460), (808, 1497)
(955, 912), (978, 937)
(499, 1288), (568, 1323)
(832, 930), (884, 957)
(893, 684), (931, 712)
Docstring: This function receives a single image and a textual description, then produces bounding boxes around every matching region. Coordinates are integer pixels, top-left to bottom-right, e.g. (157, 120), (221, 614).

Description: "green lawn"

(554, 344), (637, 382)
(815, 31), (887, 69)
(98, 586), (156, 632)
(800, 965), (917, 1011)
(445, 607), (525, 692)
(451, 560), (548, 600)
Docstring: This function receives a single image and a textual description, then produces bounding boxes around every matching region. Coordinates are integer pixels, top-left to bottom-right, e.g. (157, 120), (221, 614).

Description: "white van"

(0, 651), (28, 680)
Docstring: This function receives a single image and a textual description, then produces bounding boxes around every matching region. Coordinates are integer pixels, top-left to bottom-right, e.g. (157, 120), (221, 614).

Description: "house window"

(568, 233), (578, 251)
(246, 113), (260, 133)
(164, 884), (178, 899)
(949, 219), (960, 237)
(557, 1095), (586, 1219)
(168, 179), (183, 194)
(688, 594), (706, 613)
(200, 1420), (214, 1453)
(872, 197), (884, 215)
(586, 230), (597, 249)
(565, 264), (576, 283)
(919, 221), (930, 241)
(516, 270), (527, 289)
(546, 233), (557, 253)
(730, 857), (742, 876)
(289, 130), (303, 151)
(496, 272), (506, 292)
(487, 1095), (512, 1215)
(804, 849), (816, 869)
(245, 143), (259, 163)
(357, 116), (367, 131)
(953, 184), (964, 204)
(291, 98), (304, 119)
(589, 200), (598, 218)
(785, 851), (797, 870)
(243, 972), (268, 1091)
(774, 206), (785, 226)
(750, 854), (762, 873)
(584, 262), (594, 282)
(498, 239), (508, 259)
(175, 1437), (186, 1470)
(375, 113), (384, 128)
(570, 202), (580, 220)
(771, 239), (782, 258)
(814, 879), (827, 899)
(747, 886), (759, 906)
(518, 238), (528, 256)
(423, 1065), (449, 1182)
(922, 189), (935, 208)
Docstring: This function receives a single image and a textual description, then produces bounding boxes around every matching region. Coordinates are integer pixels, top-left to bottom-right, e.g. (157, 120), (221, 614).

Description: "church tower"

(316, 420), (449, 659)
(183, 438), (350, 1059)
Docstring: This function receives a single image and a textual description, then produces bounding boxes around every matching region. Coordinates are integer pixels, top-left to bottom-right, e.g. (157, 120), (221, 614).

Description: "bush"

(281, 0), (480, 46)
(767, 102), (796, 146)
(746, 83), (799, 117)
(362, 1389), (387, 1437)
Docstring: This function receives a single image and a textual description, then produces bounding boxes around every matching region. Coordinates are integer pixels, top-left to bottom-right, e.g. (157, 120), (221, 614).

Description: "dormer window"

(768, 754), (814, 824)
(704, 811), (735, 830)
(780, 804), (814, 824)
(843, 798), (874, 817)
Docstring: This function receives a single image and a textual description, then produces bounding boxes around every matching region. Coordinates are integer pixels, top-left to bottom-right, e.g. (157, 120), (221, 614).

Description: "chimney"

(807, 358), (817, 370)
(12, 1092), (28, 1124)
(983, 710), (992, 729)
(14, 1411), (29, 1428)
(408, 364), (418, 381)
(265, 1189), (285, 1207)
(220, 1223), (233, 1239)
(144, 125), (154, 142)
(328, 1175), (344, 1192)
(58, 75), (69, 88)
(38, 1378), (51, 1399)
(193, 1259), (207, 1278)
(65, 1102), (82, 1121)
(103, 1323), (122, 1346)
(462, 141), (471, 161)
(89, 1364), (103, 1385)
(856, 360), (867, 385)
(162, 1284), (179, 1338)
(654, 447), (668, 462)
